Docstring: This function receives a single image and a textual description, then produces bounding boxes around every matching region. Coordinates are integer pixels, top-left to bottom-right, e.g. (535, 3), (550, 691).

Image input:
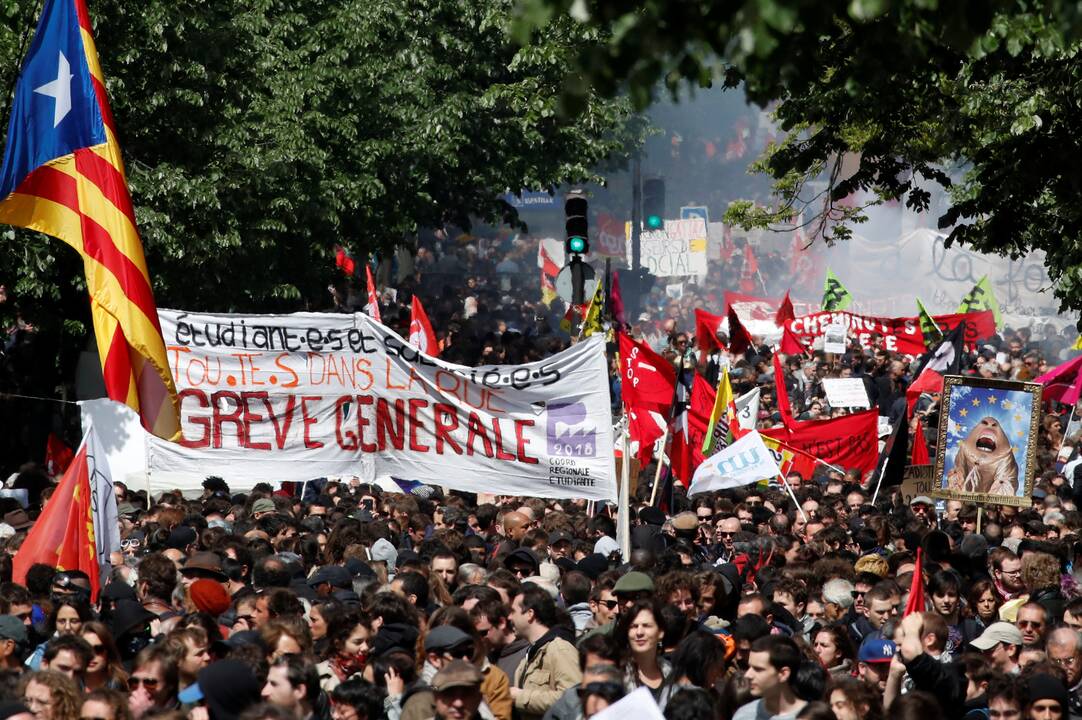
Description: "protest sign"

(823, 378), (871, 409)
(93, 310), (617, 500)
(899, 464), (935, 506)
(594, 213), (627, 258)
(933, 375), (1040, 507)
(626, 218), (708, 277)
(823, 323), (847, 353)
(787, 312), (925, 354)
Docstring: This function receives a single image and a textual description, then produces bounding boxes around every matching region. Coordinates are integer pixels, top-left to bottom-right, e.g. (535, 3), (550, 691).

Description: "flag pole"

(780, 474), (808, 524)
(647, 425), (670, 506)
(871, 451), (889, 505)
(617, 419), (631, 562)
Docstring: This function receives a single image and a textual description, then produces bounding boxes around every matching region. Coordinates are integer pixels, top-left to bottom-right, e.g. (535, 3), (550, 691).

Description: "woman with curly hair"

(1022, 551), (1066, 621)
(829, 676), (884, 720)
(80, 622), (128, 692)
(316, 608), (372, 693)
(20, 670), (81, 720)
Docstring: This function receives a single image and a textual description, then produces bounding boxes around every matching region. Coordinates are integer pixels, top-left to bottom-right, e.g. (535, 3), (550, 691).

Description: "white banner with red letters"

(86, 310), (617, 500)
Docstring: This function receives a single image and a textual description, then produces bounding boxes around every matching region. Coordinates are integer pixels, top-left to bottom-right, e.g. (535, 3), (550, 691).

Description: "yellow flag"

(703, 368), (735, 455)
(581, 279), (605, 337)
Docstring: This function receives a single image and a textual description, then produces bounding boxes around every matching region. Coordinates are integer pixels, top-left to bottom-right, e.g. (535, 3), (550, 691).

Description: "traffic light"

(565, 194), (589, 255)
(642, 178), (665, 230)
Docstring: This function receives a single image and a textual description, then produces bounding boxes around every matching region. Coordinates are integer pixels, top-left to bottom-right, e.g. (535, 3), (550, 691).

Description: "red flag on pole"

(775, 291), (796, 326)
(610, 271), (626, 326)
(618, 332), (677, 463)
(14, 438), (100, 600)
(904, 548), (926, 617)
(334, 245), (356, 277)
(44, 433), (74, 477)
(779, 325), (809, 356)
(694, 308), (725, 355)
(409, 296), (439, 356)
(911, 418), (930, 465)
(364, 265), (381, 322)
(727, 305), (755, 356)
(669, 375), (716, 486)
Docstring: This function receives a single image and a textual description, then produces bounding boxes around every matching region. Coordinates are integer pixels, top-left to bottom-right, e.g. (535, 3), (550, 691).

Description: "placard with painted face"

(933, 376), (1042, 507)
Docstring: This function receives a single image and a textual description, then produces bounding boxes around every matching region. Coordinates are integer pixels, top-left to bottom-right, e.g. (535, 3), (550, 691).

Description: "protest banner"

(823, 323), (847, 353)
(87, 310), (617, 500)
(899, 464), (935, 507)
(823, 378), (871, 409)
(787, 311), (925, 354)
(626, 218), (708, 277)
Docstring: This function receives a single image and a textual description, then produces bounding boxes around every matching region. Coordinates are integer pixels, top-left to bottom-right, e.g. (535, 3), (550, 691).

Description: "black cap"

(638, 507), (665, 526)
(308, 565), (352, 589)
(165, 526), (197, 550)
(576, 553), (609, 580)
(111, 599), (156, 638)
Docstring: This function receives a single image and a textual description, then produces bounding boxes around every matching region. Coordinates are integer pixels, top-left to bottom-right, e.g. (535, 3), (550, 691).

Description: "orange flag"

(409, 296), (439, 356)
(13, 438), (99, 600)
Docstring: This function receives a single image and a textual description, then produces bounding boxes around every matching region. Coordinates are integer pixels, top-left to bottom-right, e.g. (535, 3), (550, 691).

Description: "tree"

(514, 0), (1082, 315)
(0, 0), (646, 317)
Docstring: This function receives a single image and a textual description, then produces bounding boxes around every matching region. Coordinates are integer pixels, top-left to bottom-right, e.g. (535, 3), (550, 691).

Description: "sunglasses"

(447, 645), (474, 660)
(597, 600), (619, 610)
(127, 677), (160, 691)
(89, 643), (106, 655)
(719, 532), (736, 538)
(82, 716), (109, 720)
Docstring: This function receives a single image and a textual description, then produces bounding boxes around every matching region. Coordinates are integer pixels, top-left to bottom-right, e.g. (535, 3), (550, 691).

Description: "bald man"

(1047, 628), (1082, 695)
(502, 512), (530, 543)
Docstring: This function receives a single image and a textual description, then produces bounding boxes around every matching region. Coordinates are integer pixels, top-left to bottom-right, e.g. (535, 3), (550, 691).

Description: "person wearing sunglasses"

(126, 644), (179, 719)
(79, 622), (128, 693)
(79, 688), (130, 720)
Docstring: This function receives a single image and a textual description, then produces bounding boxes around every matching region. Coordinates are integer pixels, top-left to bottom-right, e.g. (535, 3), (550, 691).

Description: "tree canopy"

(514, 0), (1082, 316)
(0, 0), (646, 318)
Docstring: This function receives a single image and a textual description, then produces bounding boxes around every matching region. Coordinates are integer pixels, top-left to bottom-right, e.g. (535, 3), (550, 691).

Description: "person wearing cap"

(0, 615), (27, 671)
(971, 622), (1024, 675)
(856, 636), (896, 692)
(1023, 673), (1070, 720)
(909, 496), (936, 527)
(251, 498), (277, 519)
(611, 572), (654, 616)
(178, 658), (262, 720)
(546, 532), (573, 562)
(508, 585), (581, 720)
(308, 566), (353, 597)
(422, 660), (485, 720)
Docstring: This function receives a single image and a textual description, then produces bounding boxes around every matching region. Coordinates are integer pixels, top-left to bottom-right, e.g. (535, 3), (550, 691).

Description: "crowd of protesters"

(0, 226), (1081, 720)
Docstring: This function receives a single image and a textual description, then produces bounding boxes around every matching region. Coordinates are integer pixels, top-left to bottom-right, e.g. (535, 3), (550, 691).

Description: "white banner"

(823, 378), (871, 409)
(688, 431), (780, 496)
(89, 310), (617, 500)
(734, 388), (761, 431)
(625, 219), (708, 277)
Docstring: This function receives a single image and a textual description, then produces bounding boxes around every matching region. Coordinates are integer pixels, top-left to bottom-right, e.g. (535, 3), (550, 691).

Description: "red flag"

(763, 409), (880, 476)
(773, 353), (796, 426)
(779, 325), (809, 356)
(669, 375), (716, 486)
(610, 271), (626, 326)
(911, 418), (930, 465)
(409, 296), (439, 357)
(739, 245), (760, 294)
(14, 439), (99, 600)
(694, 308), (725, 355)
(334, 245), (356, 277)
(775, 291), (796, 326)
(1036, 355), (1082, 406)
(618, 332), (677, 410)
(904, 548), (926, 617)
(538, 244), (561, 278)
(364, 265), (381, 322)
(727, 306), (755, 356)
(44, 433), (74, 477)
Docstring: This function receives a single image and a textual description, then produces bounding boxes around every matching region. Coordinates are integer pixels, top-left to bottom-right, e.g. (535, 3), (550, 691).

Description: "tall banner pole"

(617, 420), (632, 562)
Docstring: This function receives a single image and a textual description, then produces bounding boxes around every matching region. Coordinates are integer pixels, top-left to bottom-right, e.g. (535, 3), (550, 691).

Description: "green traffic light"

(568, 236), (587, 253)
(646, 215), (663, 229)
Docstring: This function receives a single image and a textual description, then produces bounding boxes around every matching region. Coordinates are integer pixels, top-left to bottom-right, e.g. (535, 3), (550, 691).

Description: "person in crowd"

(508, 585), (581, 720)
(733, 636), (807, 720)
(21, 671), (80, 720)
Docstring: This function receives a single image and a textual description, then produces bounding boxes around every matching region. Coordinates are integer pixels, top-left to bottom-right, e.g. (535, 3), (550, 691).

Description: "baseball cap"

(431, 659), (483, 692)
(308, 565), (352, 589)
(970, 622), (1024, 650)
(909, 496), (934, 507)
(0, 616), (26, 644)
(857, 637), (896, 663)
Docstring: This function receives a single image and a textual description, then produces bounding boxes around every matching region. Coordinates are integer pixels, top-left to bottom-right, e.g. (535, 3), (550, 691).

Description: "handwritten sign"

(626, 218), (708, 277)
(823, 378), (870, 409)
(142, 310), (618, 500)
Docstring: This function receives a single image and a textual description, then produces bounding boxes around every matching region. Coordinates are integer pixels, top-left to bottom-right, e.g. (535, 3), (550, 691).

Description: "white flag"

(688, 431), (780, 496)
(86, 425), (121, 582)
(735, 387), (761, 431)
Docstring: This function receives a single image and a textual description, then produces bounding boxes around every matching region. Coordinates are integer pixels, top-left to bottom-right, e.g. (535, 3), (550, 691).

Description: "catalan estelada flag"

(0, 0), (180, 441)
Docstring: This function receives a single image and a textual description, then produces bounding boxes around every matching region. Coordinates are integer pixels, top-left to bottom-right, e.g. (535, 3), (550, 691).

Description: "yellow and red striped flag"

(0, 0), (179, 440)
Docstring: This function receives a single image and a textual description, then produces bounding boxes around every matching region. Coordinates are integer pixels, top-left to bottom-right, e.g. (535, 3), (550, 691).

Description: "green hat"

(613, 571), (654, 595)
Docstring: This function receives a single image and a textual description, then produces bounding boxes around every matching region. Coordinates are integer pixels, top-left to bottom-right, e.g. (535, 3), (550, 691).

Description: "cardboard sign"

(823, 323), (847, 353)
(900, 464), (935, 506)
(823, 378), (871, 409)
(625, 218), (708, 277)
